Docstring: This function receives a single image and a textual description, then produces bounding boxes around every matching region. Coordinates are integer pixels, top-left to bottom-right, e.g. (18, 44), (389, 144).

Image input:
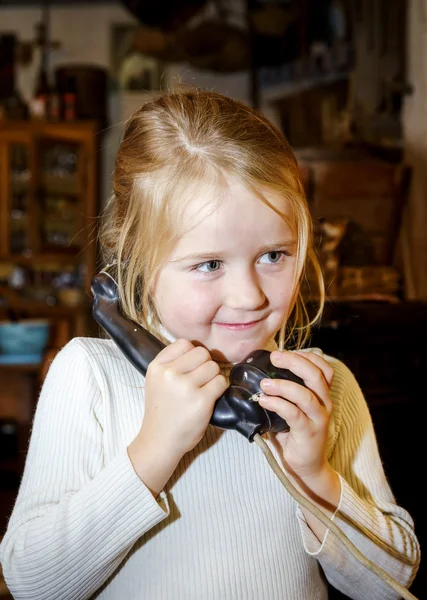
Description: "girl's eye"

(258, 251), (286, 264)
(196, 260), (222, 273)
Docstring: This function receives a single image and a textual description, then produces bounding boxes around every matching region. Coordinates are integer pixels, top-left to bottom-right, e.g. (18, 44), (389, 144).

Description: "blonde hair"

(99, 87), (324, 349)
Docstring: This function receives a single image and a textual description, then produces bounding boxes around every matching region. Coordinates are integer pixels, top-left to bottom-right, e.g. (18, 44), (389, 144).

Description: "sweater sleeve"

(295, 356), (420, 600)
(0, 339), (169, 600)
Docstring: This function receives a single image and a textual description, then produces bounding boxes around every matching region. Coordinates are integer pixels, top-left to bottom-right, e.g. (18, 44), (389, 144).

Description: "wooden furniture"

(296, 147), (412, 302)
(297, 147), (409, 265)
(0, 120), (101, 337)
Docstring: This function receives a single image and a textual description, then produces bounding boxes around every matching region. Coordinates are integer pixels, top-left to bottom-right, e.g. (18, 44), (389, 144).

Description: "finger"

(172, 345), (213, 374)
(260, 379), (325, 421)
(270, 351), (331, 411)
(190, 359), (221, 388)
(155, 338), (195, 364)
(203, 374), (228, 406)
(259, 393), (308, 431)
(294, 350), (335, 386)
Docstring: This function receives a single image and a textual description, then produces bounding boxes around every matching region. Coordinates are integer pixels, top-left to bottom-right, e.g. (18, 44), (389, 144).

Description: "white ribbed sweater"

(0, 337), (420, 600)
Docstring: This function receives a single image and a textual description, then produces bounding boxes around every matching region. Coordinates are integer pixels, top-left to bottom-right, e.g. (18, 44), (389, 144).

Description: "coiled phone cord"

(253, 434), (419, 600)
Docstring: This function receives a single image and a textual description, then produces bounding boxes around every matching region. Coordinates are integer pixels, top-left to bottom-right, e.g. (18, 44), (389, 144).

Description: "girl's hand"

(137, 338), (228, 461)
(259, 350), (334, 483)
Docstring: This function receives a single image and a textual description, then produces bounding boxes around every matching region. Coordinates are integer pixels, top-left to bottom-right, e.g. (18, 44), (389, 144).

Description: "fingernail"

(260, 378), (273, 388)
(258, 394), (272, 406)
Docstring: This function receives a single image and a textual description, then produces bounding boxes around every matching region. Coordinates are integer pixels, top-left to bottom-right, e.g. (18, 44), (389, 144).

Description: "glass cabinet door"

(9, 143), (31, 256)
(0, 140), (32, 258)
(0, 122), (98, 337)
(36, 138), (83, 254)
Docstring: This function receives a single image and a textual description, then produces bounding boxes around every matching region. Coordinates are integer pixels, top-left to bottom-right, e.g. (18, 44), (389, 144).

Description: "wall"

(0, 3), (135, 102)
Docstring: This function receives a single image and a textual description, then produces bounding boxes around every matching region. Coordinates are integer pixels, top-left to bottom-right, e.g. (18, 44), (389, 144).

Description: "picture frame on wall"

(110, 23), (164, 92)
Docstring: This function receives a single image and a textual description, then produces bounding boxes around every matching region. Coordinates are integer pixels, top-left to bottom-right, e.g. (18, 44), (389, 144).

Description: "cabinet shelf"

(0, 285), (90, 309)
(42, 175), (80, 196)
(39, 245), (82, 255)
(0, 363), (41, 373)
(10, 182), (30, 194)
(0, 253), (82, 263)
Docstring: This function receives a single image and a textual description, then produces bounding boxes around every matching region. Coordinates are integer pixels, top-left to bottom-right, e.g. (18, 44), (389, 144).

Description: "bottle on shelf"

(5, 87), (29, 120)
(48, 79), (61, 121)
(29, 57), (50, 120)
(63, 75), (77, 121)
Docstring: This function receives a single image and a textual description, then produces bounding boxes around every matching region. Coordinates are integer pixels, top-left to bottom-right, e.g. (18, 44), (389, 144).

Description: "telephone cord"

(253, 433), (418, 600)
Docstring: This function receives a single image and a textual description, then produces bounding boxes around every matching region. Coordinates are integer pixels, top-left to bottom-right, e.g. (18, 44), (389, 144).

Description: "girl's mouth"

(213, 318), (264, 331)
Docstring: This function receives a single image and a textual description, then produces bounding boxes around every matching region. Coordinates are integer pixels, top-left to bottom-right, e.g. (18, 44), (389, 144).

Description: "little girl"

(0, 89), (420, 600)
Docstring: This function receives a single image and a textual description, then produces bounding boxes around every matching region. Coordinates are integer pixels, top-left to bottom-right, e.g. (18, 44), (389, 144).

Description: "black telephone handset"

(91, 270), (305, 442)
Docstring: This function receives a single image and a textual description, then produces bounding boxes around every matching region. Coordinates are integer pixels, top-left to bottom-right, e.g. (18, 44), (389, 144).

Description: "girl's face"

(152, 182), (298, 363)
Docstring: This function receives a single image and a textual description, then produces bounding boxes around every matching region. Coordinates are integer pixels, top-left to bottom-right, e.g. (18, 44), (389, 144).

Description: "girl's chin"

(189, 327), (277, 364)
(209, 341), (263, 364)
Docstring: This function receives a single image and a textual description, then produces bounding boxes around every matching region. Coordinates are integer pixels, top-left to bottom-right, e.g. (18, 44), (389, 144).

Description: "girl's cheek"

(181, 288), (220, 326)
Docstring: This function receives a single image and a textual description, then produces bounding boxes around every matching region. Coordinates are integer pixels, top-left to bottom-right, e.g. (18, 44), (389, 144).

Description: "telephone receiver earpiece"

(91, 270), (305, 442)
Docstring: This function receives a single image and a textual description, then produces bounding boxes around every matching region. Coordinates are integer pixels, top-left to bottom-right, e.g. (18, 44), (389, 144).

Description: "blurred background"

(0, 1), (425, 598)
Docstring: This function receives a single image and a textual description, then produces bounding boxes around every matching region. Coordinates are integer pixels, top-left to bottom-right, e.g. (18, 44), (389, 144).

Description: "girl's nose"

(224, 269), (266, 311)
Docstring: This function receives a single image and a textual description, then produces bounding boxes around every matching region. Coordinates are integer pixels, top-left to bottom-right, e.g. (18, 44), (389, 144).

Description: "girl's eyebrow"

(172, 251), (223, 263)
(172, 241), (297, 263)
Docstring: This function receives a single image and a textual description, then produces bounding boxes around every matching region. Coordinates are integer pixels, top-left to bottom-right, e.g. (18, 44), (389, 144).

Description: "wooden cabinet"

(0, 121), (101, 537)
(296, 147), (412, 302)
(0, 120), (100, 337)
(296, 148), (408, 266)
